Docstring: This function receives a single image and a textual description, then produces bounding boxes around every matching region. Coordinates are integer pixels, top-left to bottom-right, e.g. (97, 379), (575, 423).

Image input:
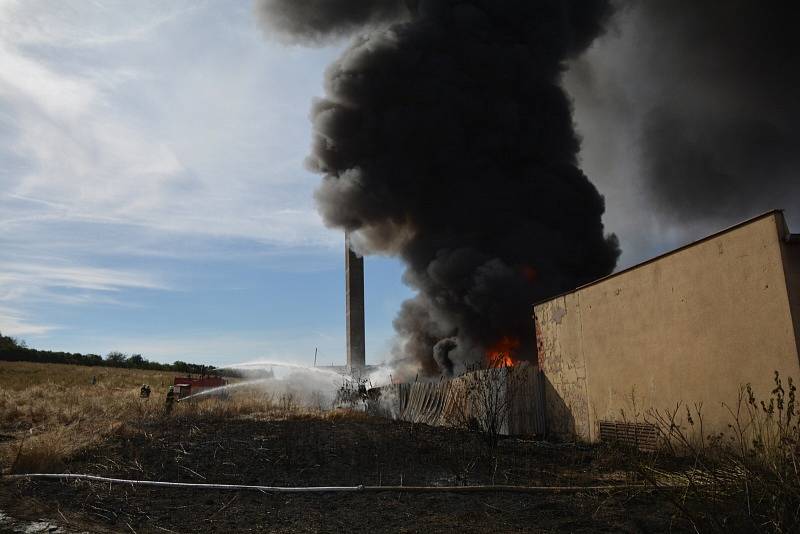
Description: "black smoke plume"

(256, 0), (620, 376)
(570, 1), (800, 226)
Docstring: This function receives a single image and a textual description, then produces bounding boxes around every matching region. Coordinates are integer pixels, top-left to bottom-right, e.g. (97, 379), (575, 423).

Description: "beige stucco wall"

(780, 230), (800, 359)
(535, 212), (800, 442)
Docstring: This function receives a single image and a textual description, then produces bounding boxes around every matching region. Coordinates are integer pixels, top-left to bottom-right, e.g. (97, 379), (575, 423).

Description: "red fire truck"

(173, 375), (227, 399)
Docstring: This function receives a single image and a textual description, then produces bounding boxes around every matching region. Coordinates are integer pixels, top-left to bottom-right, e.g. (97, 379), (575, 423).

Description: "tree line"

(0, 332), (212, 375)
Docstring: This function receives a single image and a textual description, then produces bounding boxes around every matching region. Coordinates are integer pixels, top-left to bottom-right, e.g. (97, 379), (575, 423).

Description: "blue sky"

(3, 1), (788, 368)
(0, 0), (418, 366)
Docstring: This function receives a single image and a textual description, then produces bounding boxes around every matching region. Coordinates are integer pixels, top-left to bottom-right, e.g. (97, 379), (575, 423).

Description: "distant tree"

(0, 332), (208, 373)
(105, 351), (128, 366)
(85, 354), (103, 366)
(127, 354), (145, 368)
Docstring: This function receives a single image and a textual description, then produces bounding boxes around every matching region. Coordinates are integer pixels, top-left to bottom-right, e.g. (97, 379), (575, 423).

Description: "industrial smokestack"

(345, 232), (366, 371)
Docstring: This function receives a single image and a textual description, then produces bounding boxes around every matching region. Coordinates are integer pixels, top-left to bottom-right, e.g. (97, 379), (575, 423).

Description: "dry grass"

(0, 362), (317, 474)
(641, 372), (800, 532)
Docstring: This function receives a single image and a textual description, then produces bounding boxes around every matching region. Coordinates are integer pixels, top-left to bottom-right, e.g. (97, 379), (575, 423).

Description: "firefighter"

(165, 385), (175, 413)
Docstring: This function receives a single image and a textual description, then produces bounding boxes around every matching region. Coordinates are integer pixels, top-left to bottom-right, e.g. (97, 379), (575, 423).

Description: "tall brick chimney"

(345, 232), (366, 371)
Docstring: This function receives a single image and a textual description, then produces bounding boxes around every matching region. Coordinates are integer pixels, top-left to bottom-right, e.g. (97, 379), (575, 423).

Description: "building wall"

(535, 212), (800, 442)
(779, 227), (800, 360)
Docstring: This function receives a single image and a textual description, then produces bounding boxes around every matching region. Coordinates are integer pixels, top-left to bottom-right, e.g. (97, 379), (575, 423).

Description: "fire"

(486, 336), (520, 368)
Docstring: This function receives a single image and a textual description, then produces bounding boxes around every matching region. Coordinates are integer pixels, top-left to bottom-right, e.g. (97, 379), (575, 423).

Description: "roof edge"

(533, 209), (787, 308)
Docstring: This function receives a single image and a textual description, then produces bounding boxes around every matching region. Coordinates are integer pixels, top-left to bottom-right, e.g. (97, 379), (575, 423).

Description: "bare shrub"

(643, 371), (800, 532)
(448, 364), (529, 448)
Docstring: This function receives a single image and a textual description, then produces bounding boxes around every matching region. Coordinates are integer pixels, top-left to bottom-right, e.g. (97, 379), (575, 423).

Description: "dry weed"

(643, 371), (800, 532)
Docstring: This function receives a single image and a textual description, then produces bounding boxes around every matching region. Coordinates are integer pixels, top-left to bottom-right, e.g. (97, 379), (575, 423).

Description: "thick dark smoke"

(570, 1), (800, 227)
(257, 0), (620, 376)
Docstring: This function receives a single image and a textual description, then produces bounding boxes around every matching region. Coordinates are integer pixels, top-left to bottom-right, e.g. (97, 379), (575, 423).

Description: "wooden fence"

(368, 364), (546, 436)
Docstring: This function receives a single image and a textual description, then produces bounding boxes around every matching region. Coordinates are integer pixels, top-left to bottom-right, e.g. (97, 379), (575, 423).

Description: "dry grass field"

(1, 361), (798, 532)
(1, 361), (175, 473)
(0, 361), (692, 533)
(0, 361), (289, 475)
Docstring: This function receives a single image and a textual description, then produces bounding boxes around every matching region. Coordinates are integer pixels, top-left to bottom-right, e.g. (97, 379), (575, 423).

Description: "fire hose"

(4, 473), (678, 493)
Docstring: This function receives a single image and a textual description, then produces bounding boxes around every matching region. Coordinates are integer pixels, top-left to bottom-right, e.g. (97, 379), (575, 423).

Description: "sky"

(0, 0), (416, 366)
(1, 1), (795, 367)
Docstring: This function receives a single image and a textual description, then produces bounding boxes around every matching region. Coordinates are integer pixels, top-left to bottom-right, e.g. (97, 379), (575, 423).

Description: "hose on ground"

(4, 473), (677, 493)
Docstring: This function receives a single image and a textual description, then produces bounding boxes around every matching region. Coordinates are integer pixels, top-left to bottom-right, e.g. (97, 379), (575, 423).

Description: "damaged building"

(534, 210), (800, 443)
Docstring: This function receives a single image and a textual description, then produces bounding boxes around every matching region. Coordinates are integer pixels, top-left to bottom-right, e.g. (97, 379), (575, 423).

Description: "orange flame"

(486, 336), (520, 368)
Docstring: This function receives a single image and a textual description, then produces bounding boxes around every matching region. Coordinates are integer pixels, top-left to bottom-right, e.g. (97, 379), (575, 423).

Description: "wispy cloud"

(0, 305), (58, 336)
(0, 1), (346, 346)
(0, 0), (339, 249)
(0, 261), (164, 293)
(0, 259), (166, 335)
(0, 218), (174, 333)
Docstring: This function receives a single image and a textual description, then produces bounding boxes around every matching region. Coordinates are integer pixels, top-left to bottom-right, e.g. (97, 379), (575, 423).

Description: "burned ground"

(1, 413), (692, 533)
